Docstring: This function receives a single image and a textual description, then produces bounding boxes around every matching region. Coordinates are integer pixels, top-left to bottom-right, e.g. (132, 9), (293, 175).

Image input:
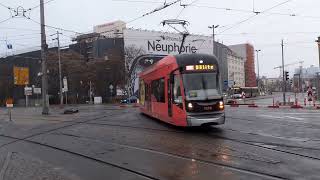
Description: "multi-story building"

(261, 77), (282, 92)
(226, 49), (245, 87)
(229, 43), (257, 87)
(93, 20), (126, 38)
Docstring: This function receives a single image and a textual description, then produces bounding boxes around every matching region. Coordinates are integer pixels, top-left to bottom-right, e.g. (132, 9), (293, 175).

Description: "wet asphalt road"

(0, 101), (319, 180)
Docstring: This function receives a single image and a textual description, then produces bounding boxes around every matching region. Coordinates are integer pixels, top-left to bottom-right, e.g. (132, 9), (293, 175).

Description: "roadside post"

(24, 86), (32, 107)
(63, 77), (68, 105)
(33, 87), (42, 106)
(6, 99), (13, 122)
(109, 84), (114, 103)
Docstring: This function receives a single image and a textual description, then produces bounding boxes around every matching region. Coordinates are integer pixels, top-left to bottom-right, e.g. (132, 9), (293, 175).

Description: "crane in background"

(274, 61), (304, 77)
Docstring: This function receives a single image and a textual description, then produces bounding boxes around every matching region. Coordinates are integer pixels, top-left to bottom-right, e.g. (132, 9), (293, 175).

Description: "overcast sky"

(0, 0), (319, 77)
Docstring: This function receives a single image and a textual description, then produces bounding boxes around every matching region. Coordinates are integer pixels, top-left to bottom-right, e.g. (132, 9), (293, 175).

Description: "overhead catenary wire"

(27, 17), (83, 34)
(0, 2), (11, 9)
(26, 0), (181, 36)
(217, 0), (294, 34)
(0, 17), (12, 25)
(28, 0), (56, 11)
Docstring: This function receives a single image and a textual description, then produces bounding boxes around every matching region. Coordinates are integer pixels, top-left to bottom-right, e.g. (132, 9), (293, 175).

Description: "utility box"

(94, 97), (102, 104)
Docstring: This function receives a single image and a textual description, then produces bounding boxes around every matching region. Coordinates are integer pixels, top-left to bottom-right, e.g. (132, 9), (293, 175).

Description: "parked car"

(231, 94), (242, 99)
(120, 96), (138, 104)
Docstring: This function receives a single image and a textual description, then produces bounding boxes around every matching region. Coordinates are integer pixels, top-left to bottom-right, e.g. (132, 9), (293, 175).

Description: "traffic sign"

(24, 87), (32, 96)
(6, 98), (13, 108)
(63, 77), (68, 92)
(33, 88), (41, 94)
(13, 66), (29, 85)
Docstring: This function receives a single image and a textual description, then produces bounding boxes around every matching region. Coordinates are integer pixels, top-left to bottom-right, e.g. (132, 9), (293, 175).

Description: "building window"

(151, 78), (165, 103)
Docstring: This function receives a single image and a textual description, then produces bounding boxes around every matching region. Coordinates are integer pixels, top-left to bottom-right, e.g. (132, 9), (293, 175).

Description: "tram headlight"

(188, 102), (193, 110)
(219, 101), (224, 110)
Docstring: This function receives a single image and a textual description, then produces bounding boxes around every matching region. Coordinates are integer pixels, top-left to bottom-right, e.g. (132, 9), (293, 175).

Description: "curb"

(248, 104), (259, 108)
(268, 106), (280, 108)
(291, 105), (303, 109)
(230, 104), (239, 107)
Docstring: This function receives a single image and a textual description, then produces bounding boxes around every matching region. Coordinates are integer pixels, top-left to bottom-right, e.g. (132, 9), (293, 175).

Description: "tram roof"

(139, 54), (219, 78)
(174, 53), (219, 67)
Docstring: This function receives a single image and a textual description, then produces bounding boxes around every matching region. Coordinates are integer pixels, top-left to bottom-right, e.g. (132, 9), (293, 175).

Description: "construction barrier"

(291, 98), (303, 109)
(304, 98), (307, 106)
(230, 100), (239, 107)
(268, 98), (280, 108)
(248, 101), (258, 108)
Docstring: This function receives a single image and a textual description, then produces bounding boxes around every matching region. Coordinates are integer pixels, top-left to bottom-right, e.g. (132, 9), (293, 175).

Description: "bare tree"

(124, 45), (146, 97)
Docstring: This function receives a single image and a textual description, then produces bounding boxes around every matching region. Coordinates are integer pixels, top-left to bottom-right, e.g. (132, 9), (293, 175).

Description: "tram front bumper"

(187, 113), (225, 126)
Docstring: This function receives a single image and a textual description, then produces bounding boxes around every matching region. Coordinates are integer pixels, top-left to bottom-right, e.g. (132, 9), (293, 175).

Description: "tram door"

(145, 83), (152, 112)
(168, 78), (172, 117)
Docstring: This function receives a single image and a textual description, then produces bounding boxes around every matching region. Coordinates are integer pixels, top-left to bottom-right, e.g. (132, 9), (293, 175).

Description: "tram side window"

(173, 74), (183, 108)
(151, 78), (165, 103)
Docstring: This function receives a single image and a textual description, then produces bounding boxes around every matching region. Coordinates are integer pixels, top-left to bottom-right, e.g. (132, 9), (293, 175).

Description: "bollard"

(304, 98), (307, 106)
(5, 100), (13, 122)
(268, 98), (280, 108)
(8, 108), (12, 121)
(273, 98), (275, 106)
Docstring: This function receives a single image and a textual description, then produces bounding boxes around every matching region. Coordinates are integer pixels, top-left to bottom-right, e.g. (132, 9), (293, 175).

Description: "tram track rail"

(0, 111), (285, 180)
(0, 112), (160, 180)
(78, 114), (320, 162)
(0, 126), (286, 180)
(0, 109), (316, 180)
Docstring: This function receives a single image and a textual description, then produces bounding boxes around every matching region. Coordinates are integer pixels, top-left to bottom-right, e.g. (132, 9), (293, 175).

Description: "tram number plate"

(204, 106), (212, 111)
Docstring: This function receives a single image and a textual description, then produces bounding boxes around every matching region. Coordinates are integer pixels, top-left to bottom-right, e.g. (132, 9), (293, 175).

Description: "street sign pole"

(317, 72), (320, 101)
(25, 85), (28, 107)
(281, 40), (286, 105)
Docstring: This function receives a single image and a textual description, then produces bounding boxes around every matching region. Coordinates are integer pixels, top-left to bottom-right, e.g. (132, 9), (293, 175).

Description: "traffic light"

(290, 79), (293, 86)
(285, 71), (289, 81)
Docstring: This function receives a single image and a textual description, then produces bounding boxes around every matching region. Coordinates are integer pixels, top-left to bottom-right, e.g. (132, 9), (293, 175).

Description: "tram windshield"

(182, 72), (221, 101)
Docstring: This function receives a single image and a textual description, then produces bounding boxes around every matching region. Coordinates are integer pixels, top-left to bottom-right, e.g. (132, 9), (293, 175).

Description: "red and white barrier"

(268, 98), (280, 108)
(248, 101), (258, 108)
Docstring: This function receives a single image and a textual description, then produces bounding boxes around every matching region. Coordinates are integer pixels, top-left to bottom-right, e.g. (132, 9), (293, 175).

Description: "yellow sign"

(13, 66), (29, 85)
(195, 64), (215, 70)
(186, 64), (216, 71)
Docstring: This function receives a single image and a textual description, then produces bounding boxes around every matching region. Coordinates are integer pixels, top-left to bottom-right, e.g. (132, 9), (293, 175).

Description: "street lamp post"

(208, 25), (219, 56)
(255, 49), (261, 90)
(40, 0), (49, 114)
(316, 37), (320, 68)
(317, 72), (320, 101)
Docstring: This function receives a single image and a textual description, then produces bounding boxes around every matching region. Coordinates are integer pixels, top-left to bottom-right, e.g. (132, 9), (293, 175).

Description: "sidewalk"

(0, 104), (117, 126)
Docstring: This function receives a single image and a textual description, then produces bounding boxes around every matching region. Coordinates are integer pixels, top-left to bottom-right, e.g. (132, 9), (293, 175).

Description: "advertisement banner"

(123, 29), (214, 95)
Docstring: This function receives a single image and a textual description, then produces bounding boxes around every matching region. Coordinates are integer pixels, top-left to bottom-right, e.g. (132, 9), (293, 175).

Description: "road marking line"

(259, 115), (283, 119)
(0, 152), (12, 180)
(283, 116), (305, 121)
(259, 115), (305, 121)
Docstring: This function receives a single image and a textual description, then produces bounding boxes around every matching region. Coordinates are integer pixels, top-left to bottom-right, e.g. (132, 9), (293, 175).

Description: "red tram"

(139, 54), (225, 127)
